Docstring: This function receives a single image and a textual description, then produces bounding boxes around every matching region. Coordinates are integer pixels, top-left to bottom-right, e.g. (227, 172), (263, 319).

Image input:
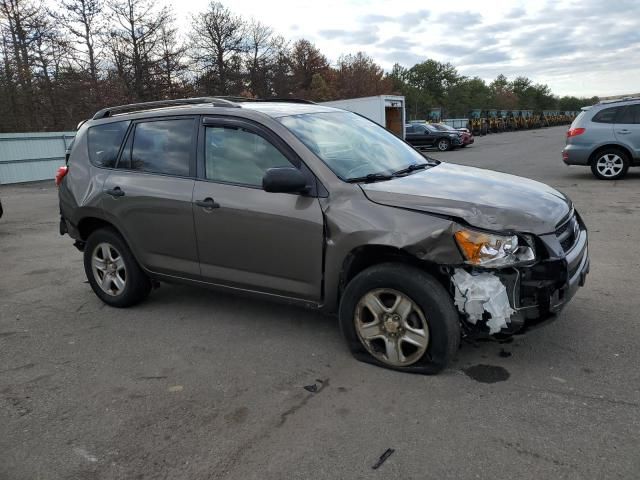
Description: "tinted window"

(405, 125), (414, 134)
(87, 121), (130, 167)
(205, 127), (292, 186)
(592, 107), (621, 123)
(617, 105), (640, 124)
(130, 119), (194, 176)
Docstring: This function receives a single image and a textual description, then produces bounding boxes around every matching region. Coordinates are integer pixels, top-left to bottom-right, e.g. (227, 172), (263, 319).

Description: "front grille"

(555, 215), (579, 252)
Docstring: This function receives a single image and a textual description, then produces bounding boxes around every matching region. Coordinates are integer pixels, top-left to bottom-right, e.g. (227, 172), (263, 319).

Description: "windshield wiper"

(346, 172), (394, 183)
(391, 162), (431, 176)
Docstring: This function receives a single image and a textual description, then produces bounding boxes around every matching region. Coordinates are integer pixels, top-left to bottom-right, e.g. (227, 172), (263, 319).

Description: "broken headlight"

(454, 228), (535, 267)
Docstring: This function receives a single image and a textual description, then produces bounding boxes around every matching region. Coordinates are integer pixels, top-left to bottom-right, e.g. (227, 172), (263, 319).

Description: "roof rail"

(92, 97), (240, 120)
(215, 96), (316, 105)
(597, 96), (640, 105)
(254, 98), (316, 104)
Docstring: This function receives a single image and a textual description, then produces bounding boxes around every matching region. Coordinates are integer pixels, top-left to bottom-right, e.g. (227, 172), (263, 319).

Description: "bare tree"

(156, 19), (187, 98)
(190, 1), (246, 95)
(269, 35), (292, 97)
(50, 0), (103, 91)
(245, 20), (274, 98)
(30, 14), (73, 129)
(108, 0), (169, 100)
(0, 0), (41, 128)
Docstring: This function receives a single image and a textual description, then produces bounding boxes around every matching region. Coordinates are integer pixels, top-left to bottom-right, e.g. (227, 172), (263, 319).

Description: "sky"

(166, 0), (640, 97)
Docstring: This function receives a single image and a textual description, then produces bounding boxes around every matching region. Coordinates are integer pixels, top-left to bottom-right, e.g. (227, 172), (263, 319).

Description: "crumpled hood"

(361, 162), (572, 234)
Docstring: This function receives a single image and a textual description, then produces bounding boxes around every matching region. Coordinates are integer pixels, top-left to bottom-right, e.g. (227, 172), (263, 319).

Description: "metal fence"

(0, 132), (75, 184)
(441, 118), (470, 129)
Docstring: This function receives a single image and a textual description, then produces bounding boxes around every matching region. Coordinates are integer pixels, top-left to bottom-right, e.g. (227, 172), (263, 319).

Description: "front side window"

(87, 121), (130, 168)
(130, 119), (194, 176)
(592, 107), (621, 124)
(205, 126), (292, 186)
(279, 112), (428, 181)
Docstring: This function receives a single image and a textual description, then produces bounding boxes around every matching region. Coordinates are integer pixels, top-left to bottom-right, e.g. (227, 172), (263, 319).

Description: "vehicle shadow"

(134, 282), (523, 374)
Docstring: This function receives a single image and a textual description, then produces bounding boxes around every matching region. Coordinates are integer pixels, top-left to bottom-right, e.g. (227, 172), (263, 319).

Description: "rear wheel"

(339, 263), (460, 374)
(84, 227), (151, 307)
(590, 149), (629, 180)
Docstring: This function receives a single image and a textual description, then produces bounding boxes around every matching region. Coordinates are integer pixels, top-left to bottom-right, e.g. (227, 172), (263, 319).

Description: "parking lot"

(1, 125), (639, 479)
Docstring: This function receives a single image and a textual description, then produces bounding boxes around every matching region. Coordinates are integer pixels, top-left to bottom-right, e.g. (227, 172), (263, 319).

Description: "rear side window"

(130, 119), (194, 176)
(87, 121), (130, 167)
(617, 105), (640, 124)
(592, 107), (621, 124)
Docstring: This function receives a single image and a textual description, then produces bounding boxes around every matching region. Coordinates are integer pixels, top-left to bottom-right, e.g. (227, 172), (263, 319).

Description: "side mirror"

(262, 167), (308, 194)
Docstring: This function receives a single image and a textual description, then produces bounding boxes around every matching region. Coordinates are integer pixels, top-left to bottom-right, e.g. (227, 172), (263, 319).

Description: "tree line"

(0, 0), (596, 132)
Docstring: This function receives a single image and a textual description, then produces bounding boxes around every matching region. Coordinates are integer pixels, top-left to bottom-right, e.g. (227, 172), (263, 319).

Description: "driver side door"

(192, 117), (325, 301)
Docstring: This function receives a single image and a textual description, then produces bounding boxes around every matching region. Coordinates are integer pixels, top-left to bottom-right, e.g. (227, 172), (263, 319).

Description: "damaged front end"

(449, 212), (590, 338)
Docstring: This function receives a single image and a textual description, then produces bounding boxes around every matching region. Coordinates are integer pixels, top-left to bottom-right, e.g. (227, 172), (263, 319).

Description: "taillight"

(567, 127), (585, 138)
(55, 166), (68, 186)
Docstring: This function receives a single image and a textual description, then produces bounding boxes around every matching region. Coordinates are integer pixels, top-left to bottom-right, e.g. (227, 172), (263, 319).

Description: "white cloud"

(167, 0), (640, 97)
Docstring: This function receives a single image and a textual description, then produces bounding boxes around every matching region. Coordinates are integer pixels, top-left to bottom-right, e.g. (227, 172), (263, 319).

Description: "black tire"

(590, 149), (630, 180)
(83, 227), (151, 307)
(436, 138), (451, 152)
(339, 263), (460, 374)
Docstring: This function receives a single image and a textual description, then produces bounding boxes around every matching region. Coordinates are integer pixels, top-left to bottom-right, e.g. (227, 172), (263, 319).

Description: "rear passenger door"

(192, 117), (324, 301)
(614, 105), (640, 159)
(101, 117), (200, 279)
(416, 125), (435, 146)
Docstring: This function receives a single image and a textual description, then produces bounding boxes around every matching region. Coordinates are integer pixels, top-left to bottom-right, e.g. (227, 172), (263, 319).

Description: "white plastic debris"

(452, 269), (515, 334)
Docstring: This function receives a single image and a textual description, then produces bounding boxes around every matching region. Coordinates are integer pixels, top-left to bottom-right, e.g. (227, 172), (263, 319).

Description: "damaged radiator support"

(451, 269), (516, 334)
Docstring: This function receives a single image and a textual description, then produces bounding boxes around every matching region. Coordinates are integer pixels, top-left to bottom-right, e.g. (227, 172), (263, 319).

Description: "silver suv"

(58, 97), (589, 374)
(563, 98), (640, 179)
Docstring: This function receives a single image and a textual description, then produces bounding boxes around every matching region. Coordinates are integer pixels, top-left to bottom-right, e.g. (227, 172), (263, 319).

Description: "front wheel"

(83, 227), (151, 307)
(590, 150), (629, 180)
(437, 138), (451, 151)
(339, 264), (460, 374)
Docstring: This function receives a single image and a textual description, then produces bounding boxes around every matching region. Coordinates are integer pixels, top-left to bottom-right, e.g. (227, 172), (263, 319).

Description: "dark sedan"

(405, 123), (462, 151)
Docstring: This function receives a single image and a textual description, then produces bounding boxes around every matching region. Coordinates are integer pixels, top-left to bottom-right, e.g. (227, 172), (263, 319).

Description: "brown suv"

(58, 97), (589, 374)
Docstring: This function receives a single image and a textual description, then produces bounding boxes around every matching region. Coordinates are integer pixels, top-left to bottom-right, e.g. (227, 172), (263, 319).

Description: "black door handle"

(195, 197), (220, 209)
(106, 187), (125, 197)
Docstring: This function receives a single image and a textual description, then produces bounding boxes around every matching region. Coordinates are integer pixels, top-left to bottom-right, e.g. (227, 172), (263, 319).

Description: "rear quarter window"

(87, 121), (130, 167)
(591, 107), (621, 124)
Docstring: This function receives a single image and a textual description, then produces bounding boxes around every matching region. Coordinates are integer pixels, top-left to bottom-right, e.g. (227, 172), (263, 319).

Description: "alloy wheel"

(354, 288), (429, 367)
(91, 242), (127, 296)
(438, 139), (449, 151)
(596, 153), (624, 178)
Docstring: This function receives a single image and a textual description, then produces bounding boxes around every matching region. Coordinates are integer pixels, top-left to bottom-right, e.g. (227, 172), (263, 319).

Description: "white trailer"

(320, 95), (406, 138)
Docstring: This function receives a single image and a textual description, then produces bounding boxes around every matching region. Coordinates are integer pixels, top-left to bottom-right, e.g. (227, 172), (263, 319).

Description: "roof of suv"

(594, 97), (640, 107)
(89, 97), (339, 123)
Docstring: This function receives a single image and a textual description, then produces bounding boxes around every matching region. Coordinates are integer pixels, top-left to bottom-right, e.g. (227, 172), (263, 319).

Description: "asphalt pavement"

(1, 126), (639, 479)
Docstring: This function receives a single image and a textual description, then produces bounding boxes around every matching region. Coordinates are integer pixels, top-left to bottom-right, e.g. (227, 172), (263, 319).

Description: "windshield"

(279, 111), (429, 181)
(433, 124), (454, 131)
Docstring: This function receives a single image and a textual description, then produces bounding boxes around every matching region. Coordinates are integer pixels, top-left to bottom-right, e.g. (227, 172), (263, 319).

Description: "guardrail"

(0, 132), (75, 184)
